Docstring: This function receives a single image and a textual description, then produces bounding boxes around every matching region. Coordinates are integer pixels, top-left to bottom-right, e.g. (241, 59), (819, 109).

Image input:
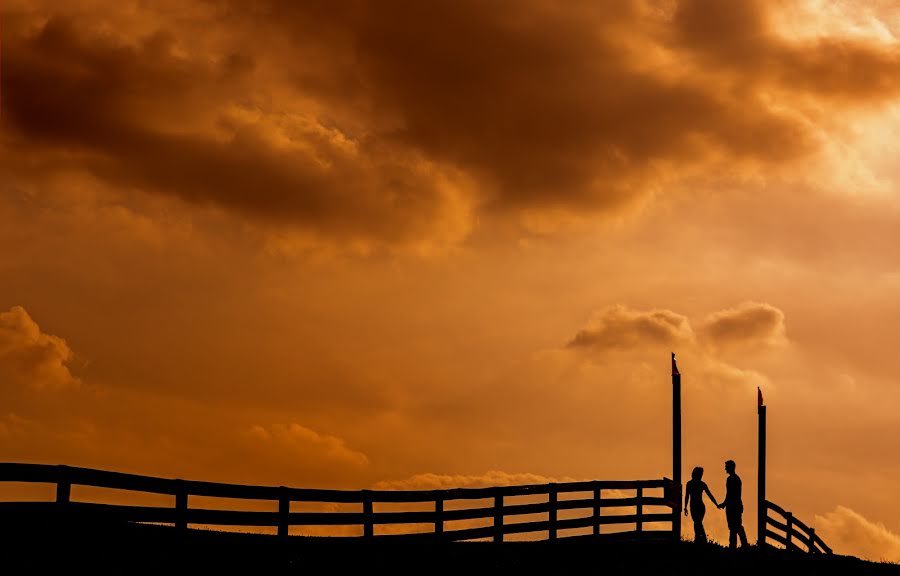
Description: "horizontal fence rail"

(0, 463), (678, 542)
(763, 500), (832, 554)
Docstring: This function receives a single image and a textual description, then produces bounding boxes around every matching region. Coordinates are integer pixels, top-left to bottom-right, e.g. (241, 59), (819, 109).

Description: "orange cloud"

(4, 1), (899, 250)
(247, 423), (370, 468)
(1, 14), (474, 250)
(373, 470), (578, 491)
(673, 0), (900, 102)
(568, 302), (788, 360)
(700, 301), (787, 350)
(567, 305), (694, 352)
(815, 505), (900, 563)
(0, 306), (80, 390)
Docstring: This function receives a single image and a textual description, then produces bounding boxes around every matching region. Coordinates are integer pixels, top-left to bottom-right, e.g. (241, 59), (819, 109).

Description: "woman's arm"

(684, 489), (690, 516)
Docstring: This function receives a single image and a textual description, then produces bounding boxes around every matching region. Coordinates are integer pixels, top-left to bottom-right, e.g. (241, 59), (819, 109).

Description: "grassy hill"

(4, 515), (899, 575)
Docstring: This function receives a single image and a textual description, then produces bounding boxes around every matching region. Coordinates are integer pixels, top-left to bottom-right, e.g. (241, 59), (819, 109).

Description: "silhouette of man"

(717, 459), (749, 549)
(684, 466), (718, 544)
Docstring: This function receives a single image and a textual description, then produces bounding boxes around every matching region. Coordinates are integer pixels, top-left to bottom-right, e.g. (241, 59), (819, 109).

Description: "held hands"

(684, 509), (688, 517)
(717, 503), (726, 509)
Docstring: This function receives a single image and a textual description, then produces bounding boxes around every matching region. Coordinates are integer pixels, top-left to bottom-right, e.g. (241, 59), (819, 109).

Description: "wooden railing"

(0, 463), (678, 542)
(762, 500), (832, 554)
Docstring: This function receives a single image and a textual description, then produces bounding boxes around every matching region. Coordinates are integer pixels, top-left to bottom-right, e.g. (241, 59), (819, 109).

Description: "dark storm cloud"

(2, 14), (471, 245)
(343, 0), (811, 209)
(672, 0), (900, 100)
(3, 1), (900, 246)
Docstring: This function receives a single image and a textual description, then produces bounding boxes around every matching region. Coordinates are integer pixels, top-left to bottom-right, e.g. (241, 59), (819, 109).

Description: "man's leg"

(729, 529), (737, 549)
(739, 526), (749, 547)
(735, 511), (749, 547)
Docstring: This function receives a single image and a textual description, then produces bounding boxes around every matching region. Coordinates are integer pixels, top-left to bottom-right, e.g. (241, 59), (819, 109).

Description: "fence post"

(493, 493), (503, 543)
(593, 485), (601, 537)
(548, 484), (558, 540)
(785, 512), (793, 551)
(808, 528), (816, 554)
(362, 490), (374, 539)
(175, 480), (188, 530)
(278, 487), (290, 538)
(435, 496), (444, 537)
(665, 478), (677, 541)
(55, 465), (71, 507)
(636, 486), (643, 535)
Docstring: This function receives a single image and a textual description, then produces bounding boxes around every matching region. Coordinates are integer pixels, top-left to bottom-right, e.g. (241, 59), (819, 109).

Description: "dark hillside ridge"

(2, 513), (898, 575)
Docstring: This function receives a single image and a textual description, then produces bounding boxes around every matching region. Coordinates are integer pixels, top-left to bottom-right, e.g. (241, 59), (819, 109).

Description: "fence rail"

(0, 463), (678, 542)
(762, 500), (832, 554)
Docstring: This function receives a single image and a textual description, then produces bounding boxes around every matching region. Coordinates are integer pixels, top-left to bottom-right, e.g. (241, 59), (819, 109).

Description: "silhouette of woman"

(684, 466), (718, 544)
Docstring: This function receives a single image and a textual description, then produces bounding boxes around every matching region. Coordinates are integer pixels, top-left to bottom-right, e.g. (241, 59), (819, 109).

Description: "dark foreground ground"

(3, 515), (899, 575)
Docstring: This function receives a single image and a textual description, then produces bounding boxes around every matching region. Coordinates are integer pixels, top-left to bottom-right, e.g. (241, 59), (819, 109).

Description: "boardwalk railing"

(0, 464), (678, 542)
(762, 500), (832, 554)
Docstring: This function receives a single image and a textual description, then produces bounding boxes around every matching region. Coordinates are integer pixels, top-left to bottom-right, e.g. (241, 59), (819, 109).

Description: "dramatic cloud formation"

(673, 0), (900, 101)
(0, 306), (80, 390)
(0, 11), (475, 251)
(3, 0), (900, 249)
(567, 305), (694, 352)
(815, 506), (900, 563)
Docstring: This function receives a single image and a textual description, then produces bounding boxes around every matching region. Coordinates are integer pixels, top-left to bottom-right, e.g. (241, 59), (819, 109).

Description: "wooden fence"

(762, 500), (832, 554)
(0, 463), (678, 542)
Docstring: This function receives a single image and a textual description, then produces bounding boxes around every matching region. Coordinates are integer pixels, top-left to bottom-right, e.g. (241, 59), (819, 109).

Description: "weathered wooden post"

(672, 353), (682, 541)
(758, 388), (766, 546)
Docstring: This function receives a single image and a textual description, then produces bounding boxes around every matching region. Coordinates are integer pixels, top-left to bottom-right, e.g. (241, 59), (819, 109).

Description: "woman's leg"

(691, 504), (707, 543)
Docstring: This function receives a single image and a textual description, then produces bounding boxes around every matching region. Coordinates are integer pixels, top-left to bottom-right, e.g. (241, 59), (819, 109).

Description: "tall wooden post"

(672, 353), (682, 541)
(758, 389), (766, 546)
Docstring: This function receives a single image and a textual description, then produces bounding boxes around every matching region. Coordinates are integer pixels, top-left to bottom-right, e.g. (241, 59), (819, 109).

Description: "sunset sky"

(3, 0), (900, 561)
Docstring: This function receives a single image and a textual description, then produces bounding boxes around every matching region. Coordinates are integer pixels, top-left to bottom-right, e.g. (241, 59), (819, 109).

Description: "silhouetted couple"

(684, 459), (749, 548)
